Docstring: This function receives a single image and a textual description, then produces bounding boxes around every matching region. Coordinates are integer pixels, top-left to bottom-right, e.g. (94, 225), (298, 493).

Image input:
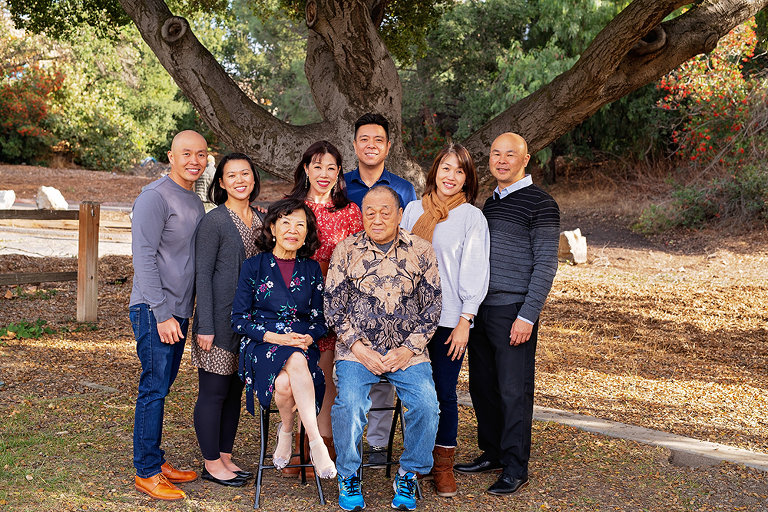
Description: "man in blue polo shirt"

(345, 113), (417, 209)
(344, 113), (418, 467)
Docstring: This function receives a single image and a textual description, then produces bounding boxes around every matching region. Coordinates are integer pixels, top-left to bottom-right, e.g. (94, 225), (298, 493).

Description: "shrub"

(657, 18), (762, 167)
(0, 65), (64, 163)
(634, 165), (768, 233)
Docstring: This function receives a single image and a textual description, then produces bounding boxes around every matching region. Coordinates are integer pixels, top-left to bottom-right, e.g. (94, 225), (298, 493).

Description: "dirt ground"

(1, 165), (767, 511)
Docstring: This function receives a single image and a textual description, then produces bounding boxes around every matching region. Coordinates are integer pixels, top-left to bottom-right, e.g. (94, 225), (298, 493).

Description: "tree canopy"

(6, 0), (768, 187)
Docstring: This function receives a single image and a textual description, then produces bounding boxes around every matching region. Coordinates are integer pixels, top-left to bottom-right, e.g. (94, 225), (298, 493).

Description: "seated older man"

(325, 185), (441, 511)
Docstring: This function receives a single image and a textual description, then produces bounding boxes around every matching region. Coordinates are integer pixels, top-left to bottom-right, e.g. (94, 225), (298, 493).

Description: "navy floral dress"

(232, 252), (328, 415)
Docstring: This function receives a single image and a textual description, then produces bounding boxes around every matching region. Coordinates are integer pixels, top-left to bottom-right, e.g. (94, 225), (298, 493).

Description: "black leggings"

(193, 368), (245, 461)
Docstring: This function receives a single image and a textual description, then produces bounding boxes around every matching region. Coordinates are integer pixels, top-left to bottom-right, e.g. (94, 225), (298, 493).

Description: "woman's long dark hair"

(208, 153), (261, 205)
(285, 141), (351, 212)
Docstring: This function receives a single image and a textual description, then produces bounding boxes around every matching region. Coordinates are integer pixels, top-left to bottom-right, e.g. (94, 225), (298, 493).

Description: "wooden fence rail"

(0, 202), (100, 322)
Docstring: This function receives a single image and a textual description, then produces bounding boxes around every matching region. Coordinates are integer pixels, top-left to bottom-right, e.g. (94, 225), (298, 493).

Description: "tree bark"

(462, 0), (768, 184)
(119, 0), (423, 187)
(120, 0), (766, 189)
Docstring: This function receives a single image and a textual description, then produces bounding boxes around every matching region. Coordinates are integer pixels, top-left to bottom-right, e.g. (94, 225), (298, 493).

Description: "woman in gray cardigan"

(191, 153), (264, 487)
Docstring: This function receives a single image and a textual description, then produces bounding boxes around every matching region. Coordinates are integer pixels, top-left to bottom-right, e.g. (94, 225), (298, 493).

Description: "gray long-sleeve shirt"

(129, 175), (205, 322)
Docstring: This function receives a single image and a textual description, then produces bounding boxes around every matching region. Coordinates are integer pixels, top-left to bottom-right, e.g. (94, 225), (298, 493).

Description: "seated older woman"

(231, 198), (336, 479)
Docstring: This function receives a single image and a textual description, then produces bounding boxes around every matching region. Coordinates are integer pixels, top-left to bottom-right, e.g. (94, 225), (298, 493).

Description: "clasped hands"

(265, 331), (314, 350)
(351, 342), (413, 375)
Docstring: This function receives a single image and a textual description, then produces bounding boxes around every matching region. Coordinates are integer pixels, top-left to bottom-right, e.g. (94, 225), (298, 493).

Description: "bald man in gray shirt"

(129, 131), (207, 501)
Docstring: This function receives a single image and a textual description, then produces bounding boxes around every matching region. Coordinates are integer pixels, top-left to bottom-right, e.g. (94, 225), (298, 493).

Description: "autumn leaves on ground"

(0, 168), (767, 511)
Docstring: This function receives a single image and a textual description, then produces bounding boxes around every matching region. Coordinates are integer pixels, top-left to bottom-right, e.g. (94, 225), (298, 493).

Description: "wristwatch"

(460, 313), (474, 326)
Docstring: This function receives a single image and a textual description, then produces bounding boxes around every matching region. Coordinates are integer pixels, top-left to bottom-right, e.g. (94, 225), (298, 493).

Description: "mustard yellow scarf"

(410, 191), (466, 242)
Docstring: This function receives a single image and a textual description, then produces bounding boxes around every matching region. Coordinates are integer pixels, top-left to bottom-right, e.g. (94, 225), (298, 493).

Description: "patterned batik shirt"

(324, 228), (442, 369)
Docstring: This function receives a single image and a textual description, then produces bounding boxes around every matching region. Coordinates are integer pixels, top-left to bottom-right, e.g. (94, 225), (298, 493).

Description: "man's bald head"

(167, 130), (208, 191)
(489, 132), (530, 189)
(171, 130), (206, 152)
(492, 132), (528, 155)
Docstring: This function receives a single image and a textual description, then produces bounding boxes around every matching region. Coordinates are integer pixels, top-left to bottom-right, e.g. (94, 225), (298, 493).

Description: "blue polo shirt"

(344, 167), (418, 209)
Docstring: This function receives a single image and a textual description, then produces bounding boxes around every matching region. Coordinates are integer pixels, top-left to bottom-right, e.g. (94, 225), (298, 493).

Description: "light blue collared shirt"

(493, 174), (533, 200)
(491, 173), (535, 325)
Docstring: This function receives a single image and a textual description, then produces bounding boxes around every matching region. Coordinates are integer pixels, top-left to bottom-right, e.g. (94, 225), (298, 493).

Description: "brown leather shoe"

(161, 461), (198, 483)
(322, 435), (337, 462)
(433, 446), (457, 497)
(281, 432), (315, 478)
(135, 474), (186, 501)
(416, 469), (433, 481)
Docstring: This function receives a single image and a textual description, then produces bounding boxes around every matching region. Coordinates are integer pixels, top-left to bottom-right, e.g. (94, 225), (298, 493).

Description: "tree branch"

(463, 0), (768, 184)
(118, 0), (330, 179)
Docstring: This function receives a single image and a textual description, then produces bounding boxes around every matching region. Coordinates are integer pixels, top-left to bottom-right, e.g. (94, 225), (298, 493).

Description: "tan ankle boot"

(433, 446), (457, 497)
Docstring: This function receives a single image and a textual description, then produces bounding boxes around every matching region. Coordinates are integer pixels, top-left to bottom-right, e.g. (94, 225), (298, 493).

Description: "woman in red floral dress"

(282, 141), (363, 474)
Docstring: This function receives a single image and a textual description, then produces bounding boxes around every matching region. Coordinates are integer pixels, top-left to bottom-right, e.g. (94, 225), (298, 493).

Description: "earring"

(306, 174), (309, 188)
(272, 236), (276, 242)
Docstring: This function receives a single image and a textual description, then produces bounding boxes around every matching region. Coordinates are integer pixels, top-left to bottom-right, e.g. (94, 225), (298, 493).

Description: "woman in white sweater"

(401, 143), (490, 498)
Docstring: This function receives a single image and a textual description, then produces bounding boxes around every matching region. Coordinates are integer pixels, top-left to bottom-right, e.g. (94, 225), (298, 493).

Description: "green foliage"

(48, 24), (200, 170)
(634, 166), (768, 233)
(401, 0), (527, 149)
(253, 0), (455, 65)
(0, 319), (55, 339)
(60, 322), (99, 333)
(6, 0), (129, 39)
(402, 0), (634, 157)
(1, 6), (204, 170)
(524, 0), (625, 56)
(197, 0), (320, 126)
(0, 65), (64, 164)
(377, 0), (455, 65)
(566, 83), (670, 159)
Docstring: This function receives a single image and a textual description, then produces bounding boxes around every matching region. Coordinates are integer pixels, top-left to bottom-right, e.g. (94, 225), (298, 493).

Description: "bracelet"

(460, 313), (474, 326)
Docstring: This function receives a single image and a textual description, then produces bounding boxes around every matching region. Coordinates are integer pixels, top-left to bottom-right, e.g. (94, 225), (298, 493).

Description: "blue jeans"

(332, 360), (439, 478)
(428, 326), (465, 447)
(130, 304), (188, 478)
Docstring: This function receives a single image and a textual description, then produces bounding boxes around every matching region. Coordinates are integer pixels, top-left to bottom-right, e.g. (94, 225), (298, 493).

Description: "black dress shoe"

(234, 470), (253, 479)
(487, 474), (529, 495)
(201, 467), (248, 487)
(454, 457), (503, 474)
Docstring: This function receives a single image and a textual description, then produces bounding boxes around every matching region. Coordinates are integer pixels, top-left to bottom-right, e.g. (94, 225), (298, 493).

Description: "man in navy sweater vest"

(454, 133), (560, 496)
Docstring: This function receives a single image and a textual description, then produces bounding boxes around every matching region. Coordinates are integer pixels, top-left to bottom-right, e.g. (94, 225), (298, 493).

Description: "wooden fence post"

(77, 201), (100, 322)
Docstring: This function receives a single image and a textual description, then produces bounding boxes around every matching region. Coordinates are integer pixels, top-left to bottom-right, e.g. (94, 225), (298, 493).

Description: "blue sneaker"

(338, 474), (365, 511)
(391, 471), (417, 510)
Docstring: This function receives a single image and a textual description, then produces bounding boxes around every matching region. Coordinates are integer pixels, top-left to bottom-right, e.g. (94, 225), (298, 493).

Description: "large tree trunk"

(119, 0), (767, 189)
(118, 0), (423, 188)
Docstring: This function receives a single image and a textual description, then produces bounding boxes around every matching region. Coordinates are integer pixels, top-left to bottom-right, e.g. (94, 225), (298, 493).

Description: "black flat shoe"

(201, 467), (248, 487)
(487, 474), (529, 495)
(234, 470), (253, 479)
(453, 456), (503, 474)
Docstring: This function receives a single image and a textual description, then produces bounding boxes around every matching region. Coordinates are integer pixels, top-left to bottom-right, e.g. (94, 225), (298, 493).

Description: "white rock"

(0, 190), (15, 209)
(36, 186), (69, 210)
(558, 228), (588, 264)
